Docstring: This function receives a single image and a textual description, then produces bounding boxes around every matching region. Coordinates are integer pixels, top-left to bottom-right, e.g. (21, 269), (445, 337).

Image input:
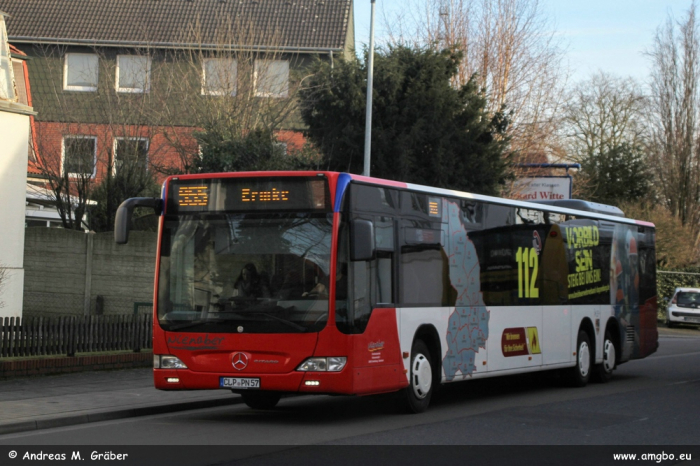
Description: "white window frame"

(12, 58), (27, 105)
(61, 135), (97, 178)
(254, 59), (289, 98)
(112, 137), (149, 175)
(201, 57), (237, 96)
(274, 142), (288, 156)
(63, 53), (99, 91)
(115, 55), (151, 93)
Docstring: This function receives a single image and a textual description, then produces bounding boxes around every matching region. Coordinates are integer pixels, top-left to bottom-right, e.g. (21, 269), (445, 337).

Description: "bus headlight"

(297, 357), (347, 372)
(154, 355), (188, 369)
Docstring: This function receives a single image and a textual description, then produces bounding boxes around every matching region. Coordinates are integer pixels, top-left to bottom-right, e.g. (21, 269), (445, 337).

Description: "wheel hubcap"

(578, 341), (590, 377)
(412, 353), (432, 399)
(603, 339), (615, 373)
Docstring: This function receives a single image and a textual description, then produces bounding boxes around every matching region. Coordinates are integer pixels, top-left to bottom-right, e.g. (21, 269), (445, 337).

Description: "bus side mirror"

(350, 219), (376, 261)
(115, 197), (162, 244)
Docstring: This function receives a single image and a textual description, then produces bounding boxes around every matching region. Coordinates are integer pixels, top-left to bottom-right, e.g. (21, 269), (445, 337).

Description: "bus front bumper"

(153, 368), (355, 395)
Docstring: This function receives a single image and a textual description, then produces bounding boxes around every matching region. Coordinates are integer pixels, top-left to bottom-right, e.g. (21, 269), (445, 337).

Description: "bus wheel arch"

(402, 325), (442, 413)
(413, 325), (442, 389)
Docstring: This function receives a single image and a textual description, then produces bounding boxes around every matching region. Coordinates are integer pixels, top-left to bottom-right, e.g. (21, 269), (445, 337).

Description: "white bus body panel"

(396, 304), (610, 384)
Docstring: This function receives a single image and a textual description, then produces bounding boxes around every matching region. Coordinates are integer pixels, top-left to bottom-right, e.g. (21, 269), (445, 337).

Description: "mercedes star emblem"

(232, 352), (248, 371)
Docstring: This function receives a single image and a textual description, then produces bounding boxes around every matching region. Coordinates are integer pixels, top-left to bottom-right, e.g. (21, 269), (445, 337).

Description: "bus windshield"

(157, 212), (334, 333)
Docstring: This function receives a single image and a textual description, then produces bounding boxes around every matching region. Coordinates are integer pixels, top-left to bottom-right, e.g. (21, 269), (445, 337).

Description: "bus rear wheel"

(240, 391), (281, 410)
(567, 330), (591, 387)
(593, 330), (616, 383)
(402, 340), (434, 414)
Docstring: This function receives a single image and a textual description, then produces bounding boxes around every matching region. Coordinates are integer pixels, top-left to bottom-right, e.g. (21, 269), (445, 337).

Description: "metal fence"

(0, 314), (153, 358)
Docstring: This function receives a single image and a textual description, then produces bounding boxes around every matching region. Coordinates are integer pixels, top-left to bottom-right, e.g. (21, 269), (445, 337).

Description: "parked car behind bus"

(666, 288), (700, 328)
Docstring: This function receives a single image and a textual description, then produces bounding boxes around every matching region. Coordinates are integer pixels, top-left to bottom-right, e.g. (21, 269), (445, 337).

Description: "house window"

(202, 58), (237, 96)
(254, 60), (289, 98)
(274, 142), (288, 156)
(116, 55), (151, 93)
(0, 14), (15, 101)
(63, 53), (98, 91)
(62, 136), (97, 178)
(12, 59), (28, 105)
(113, 137), (149, 174)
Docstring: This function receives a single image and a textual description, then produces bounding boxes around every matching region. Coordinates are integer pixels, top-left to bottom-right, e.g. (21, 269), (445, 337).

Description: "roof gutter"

(8, 37), (345, 54)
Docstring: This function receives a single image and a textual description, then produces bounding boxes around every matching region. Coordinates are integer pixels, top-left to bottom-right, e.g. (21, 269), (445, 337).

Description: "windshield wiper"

(164, 320), (209, 331)
(258, 312), (307, 332)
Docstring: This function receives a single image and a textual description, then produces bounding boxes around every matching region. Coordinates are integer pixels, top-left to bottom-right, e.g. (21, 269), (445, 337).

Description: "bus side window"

(350, 260), (371, 330)
(400, 220), (449, 306)
(373, 216), (395, 305)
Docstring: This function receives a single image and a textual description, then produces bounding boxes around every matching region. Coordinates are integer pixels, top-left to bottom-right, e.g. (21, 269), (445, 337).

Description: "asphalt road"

(1, 327), (698, 464)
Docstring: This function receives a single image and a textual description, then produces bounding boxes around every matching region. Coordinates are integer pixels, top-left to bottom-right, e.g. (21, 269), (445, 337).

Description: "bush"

(620, 201), (699, 268)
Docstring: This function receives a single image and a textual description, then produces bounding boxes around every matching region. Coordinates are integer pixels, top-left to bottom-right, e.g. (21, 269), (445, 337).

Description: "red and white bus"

(115, 171), (658, 412)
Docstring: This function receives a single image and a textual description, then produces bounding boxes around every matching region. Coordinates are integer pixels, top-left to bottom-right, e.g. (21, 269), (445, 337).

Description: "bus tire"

(402, 340), (434, 414)
(567, 330), (592, 387)
(592, 329), (616, 383)
(240, 391), (281, 410)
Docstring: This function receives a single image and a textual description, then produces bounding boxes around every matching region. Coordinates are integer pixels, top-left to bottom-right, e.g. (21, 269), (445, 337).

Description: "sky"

(352, 0), (697, 84)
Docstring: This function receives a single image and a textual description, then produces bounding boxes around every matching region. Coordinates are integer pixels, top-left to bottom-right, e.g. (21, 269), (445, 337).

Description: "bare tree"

(647, 2), (700, 236)
(562, 72), (648, 158)
(30, 14), (317, 229)
(558, 72), (652, 204)
(382, 0), (567, 166)
(31, 45), (162, 230)
(154, 16), (313, 173)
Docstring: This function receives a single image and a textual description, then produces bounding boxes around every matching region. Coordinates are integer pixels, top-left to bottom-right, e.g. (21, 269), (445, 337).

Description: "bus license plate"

(220, 377), (260, 389)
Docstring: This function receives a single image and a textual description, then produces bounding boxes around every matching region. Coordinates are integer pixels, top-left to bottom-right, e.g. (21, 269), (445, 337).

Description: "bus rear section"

(115, 171), (657, 413)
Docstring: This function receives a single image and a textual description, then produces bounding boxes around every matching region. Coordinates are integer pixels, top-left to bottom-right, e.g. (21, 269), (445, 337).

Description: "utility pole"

(363, 0), (377, 177)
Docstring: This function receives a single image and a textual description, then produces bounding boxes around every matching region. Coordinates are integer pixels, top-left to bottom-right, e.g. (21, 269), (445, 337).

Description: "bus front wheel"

(240, 391), (281, 410)
(402, 340), (434, 414)
(567, 330), (592, 387)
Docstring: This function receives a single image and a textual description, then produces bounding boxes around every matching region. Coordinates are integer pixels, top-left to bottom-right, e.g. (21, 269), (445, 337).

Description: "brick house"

(0, 0), (354, 190)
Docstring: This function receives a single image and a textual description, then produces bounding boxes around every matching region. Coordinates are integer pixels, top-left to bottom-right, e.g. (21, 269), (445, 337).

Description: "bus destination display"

(241, 188), (289, 203)
(169, 177), (330, 214)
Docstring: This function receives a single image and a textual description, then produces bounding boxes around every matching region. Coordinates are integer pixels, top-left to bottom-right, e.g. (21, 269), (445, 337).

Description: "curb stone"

(0, 396), (242, 436)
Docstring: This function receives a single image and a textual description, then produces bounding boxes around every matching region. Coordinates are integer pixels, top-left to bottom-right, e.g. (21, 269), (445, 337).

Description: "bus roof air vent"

(531, 200), (625, 218)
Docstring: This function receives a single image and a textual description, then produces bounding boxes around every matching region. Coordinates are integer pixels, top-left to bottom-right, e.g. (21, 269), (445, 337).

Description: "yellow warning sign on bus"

(527, 327), (541, 354)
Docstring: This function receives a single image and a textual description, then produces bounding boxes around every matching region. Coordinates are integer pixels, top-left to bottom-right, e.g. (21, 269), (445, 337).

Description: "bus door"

(340, 185), (406, 394)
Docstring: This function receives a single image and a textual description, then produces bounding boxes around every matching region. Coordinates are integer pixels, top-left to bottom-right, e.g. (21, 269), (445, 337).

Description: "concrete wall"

(23, 228), (157, 317)
(0, 104), (31, 318)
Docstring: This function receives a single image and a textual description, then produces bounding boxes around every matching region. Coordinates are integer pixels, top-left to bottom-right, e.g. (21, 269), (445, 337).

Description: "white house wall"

(0, 106), (30, 318)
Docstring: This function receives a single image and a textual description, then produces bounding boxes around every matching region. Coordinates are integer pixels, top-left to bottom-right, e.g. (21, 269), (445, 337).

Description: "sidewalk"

(0, 368), (241, 435)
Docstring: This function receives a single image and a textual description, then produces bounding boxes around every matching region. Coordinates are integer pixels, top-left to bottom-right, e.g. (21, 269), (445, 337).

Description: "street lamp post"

(363, 0), (376, 177)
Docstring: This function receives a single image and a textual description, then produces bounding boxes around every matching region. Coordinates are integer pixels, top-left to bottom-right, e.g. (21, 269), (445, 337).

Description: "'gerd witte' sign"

(512, 177), (571, 201)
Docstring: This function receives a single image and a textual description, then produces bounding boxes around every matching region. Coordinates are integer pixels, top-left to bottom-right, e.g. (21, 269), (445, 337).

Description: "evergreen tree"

(89, 157), (160, 232)
(194, 128), (318, 173)
(578, 143), (652, 206)
(300, 46), (511, 195)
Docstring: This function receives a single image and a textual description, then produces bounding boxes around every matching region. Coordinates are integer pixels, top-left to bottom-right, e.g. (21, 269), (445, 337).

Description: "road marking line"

(645, 351), (700, 360)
